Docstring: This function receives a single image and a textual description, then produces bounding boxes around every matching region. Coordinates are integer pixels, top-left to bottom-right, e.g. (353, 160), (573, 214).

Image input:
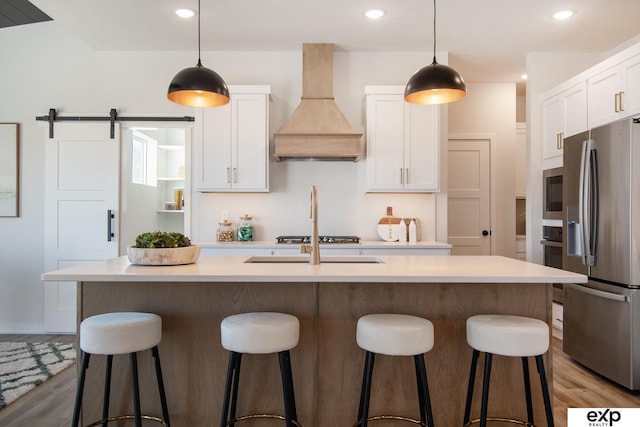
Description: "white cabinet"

(194, 86), (270, 192)
(541, 81), (587, 161)
(588, 53), (640, 128)
(365, 86), (440, 192)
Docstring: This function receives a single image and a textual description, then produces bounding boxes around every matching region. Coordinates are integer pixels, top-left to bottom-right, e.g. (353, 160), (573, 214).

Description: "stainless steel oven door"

(543, 167), (563, 220)
(541, 230), (564, 303)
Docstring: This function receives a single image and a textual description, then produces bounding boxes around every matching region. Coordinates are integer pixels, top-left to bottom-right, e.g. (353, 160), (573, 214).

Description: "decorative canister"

(237, 214), (254, 241)
(216, 220), (234, 242)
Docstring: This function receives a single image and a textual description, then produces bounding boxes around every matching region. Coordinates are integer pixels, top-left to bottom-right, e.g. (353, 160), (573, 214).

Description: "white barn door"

(447, 138), (491, 255)
(44, 123), (120, 333)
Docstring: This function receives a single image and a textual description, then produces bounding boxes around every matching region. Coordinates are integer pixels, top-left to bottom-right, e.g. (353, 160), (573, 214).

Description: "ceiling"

(24, 0), (640, 91)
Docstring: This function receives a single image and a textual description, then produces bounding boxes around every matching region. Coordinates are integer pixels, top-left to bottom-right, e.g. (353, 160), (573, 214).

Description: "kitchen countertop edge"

(41, 255), (586, 284)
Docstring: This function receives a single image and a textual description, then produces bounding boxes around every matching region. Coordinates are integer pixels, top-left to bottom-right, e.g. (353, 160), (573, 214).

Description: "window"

(132, 130), (157, 186)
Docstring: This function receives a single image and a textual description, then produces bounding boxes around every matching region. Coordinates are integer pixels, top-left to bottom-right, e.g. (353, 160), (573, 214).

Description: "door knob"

(482, 230), (490, 236)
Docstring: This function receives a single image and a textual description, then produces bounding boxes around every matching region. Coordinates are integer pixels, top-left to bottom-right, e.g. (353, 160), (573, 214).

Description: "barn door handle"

(107, 209), (115, 241)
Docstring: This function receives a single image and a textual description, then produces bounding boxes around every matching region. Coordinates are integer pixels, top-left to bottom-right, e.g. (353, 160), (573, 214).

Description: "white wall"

(0, 21), (515, 333)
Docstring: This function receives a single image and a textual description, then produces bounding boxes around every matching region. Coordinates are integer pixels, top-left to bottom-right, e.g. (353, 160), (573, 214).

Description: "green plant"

(134, 231), (191, 248)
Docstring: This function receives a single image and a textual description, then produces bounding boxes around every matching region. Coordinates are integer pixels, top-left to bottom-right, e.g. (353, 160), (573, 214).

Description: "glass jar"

(237, 214), (254, 241)
(216, 220), (234, 242)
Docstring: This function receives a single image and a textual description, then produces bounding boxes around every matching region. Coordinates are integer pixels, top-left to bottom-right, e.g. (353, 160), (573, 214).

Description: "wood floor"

(1, 332), (639, 427)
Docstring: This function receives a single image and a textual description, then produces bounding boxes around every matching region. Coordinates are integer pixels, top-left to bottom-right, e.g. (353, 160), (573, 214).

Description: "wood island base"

(76, 280), (552, 427)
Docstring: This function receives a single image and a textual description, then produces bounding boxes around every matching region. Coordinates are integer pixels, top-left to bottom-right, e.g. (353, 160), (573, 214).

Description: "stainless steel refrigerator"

(563, 116), (640, 390)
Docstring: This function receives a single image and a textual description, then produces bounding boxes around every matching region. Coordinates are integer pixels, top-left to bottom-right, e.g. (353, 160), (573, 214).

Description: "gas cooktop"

(276, 236), (361, 244)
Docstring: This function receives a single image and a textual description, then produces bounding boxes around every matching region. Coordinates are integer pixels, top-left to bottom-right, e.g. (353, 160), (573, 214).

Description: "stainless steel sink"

(244, 255), (385, 264)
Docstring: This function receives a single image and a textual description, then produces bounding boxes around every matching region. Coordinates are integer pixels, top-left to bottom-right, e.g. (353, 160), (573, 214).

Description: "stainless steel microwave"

(543, 167), (563, 220)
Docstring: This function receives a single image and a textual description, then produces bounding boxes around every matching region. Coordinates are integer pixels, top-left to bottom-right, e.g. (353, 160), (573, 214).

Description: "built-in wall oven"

(541, 225), (564, 303)
(542, 167), (563, 220)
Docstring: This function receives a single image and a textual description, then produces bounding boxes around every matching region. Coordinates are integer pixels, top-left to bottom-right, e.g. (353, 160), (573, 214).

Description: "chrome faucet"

(300, 185), (320, 265)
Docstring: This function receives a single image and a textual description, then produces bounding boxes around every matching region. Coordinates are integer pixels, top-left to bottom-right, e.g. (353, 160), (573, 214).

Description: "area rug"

(0, 342), (76, 409)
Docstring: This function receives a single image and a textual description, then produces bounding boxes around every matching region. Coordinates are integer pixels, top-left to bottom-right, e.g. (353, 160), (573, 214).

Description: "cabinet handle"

(619, 91), (625, 112)
(615, 92), (621, 112)
(405, 168), (409, 184)
(233, 168), (238, 183)
(226, 167), (231, 183)
(400, 168), (404, 184)
(556, 133), (564, 150)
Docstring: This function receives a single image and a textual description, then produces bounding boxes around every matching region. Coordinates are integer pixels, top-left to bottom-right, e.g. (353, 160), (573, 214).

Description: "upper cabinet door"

(403, 102), (440, 191)
(365, 94), (405, 191)
(588, 53), (640, 128)
(622, 54), (640, 119)
(365, 86), (441, 193)
(588, 65), (623, 129)
(542, 81), (587, 162)
(195, 103), (233, 190)
(194, 86), (270, 192)
(541, 94), (564, 161)
(231, 93), (269, 191)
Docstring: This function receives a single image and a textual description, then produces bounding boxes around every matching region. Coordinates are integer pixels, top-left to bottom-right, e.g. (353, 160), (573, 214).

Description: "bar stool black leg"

(463, 349), (480, 425)
(151, 346), (171, 427)
(220, 352), (240, 427)
(479, 353), (493, 427)
(130, 352), (142, 427)
(102, 354), (113, 427)
(229, 353), (242, 427)
(414, 354), (434, 427)
(72, 352), (91, 427)
(522, 357), (534, 425)
(357, 351), (376, 427)
(278, 350), (298, 427)
(535, 355), (555, 427)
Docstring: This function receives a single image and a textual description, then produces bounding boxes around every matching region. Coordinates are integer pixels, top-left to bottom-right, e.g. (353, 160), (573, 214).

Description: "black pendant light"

(404, 0), (466, 105)
(167, 0), (230, 107)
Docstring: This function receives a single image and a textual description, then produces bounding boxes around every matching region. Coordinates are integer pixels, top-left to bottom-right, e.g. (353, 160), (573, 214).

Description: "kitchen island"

(42, 255), (586, 427)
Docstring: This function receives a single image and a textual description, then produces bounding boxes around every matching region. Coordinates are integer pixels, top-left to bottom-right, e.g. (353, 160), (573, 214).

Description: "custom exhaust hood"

(274, 43), (363, 161)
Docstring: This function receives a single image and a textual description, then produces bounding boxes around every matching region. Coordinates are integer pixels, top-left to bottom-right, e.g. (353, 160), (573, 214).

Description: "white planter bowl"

(127, 245), (200, 266)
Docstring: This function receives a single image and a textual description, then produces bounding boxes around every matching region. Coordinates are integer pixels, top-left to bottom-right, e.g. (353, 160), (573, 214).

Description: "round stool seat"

(466, 314), (549, 357)
(356, 314), (434, 356)
(221, 312), (299, 354)
(80, 312), (162, 355)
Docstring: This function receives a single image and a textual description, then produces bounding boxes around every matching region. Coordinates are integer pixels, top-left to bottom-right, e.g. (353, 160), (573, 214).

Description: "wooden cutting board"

(377, 207), (402, 241)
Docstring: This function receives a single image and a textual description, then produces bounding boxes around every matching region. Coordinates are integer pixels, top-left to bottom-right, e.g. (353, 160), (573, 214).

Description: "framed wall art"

(0, 123), (19, 217)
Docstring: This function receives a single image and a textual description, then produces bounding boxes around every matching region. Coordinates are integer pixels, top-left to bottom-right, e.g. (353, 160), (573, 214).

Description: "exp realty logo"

(568, 408), (640, 427)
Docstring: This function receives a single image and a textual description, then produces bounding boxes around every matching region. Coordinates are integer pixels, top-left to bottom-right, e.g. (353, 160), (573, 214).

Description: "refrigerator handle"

(570, 283), (629, 302)
(590, 143), (599, 263)
(579, 139), (598, 266)
(578, 140), (590, 265)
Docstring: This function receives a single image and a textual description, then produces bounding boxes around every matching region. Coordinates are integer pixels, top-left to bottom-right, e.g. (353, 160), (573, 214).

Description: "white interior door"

(447, 138), (491, 255)
(44, 123), (120, 333)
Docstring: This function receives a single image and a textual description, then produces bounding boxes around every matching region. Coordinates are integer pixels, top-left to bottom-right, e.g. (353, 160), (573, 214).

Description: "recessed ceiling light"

(553, 10), (575, 20)
(365, 9), (386, 19)
(175, 8), (196, 18)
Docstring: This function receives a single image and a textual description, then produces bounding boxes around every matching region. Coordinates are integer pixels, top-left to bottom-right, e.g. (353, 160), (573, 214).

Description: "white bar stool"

(355, 314), (435, 427)
(72, 311), (170, 427)
(220, 312), (300, 427)
(463, 314), (554, 427)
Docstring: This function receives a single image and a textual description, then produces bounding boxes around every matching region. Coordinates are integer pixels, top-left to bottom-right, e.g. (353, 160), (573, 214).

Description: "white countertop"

(196, 240), (452, 249)
(41, 254), (586, 284)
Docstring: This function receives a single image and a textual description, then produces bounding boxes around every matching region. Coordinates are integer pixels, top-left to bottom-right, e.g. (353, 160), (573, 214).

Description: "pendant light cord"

(432, 0), (437, 64)
(197, 0), (203, 67)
